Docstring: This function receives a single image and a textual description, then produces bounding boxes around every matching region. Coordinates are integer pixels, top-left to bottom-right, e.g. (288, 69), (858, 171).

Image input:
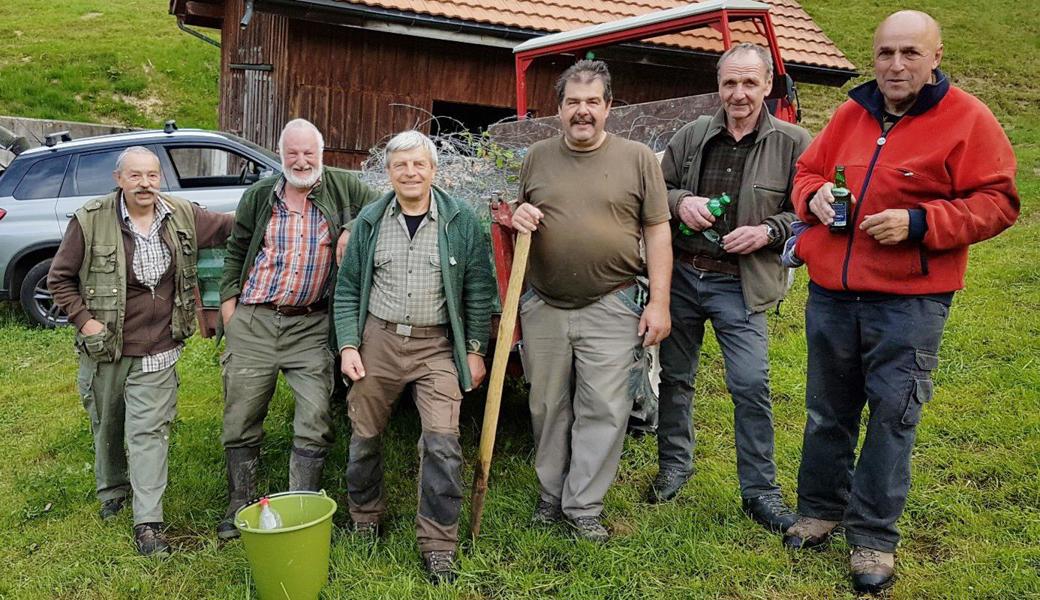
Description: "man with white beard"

(216, 118), (379, 539)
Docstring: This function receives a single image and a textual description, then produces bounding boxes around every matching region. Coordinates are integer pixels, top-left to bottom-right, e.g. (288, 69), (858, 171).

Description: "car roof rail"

(44, 131), (72, 147)
(164, 120), (178, 134)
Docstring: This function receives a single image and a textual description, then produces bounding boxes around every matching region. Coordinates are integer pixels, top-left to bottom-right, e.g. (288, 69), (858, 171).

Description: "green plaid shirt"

(367, 198), (448, 327)
(694, 129), (755, 261)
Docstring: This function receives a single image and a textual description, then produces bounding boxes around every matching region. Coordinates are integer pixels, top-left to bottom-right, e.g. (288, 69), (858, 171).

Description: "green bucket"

(235, 490), (338, 600)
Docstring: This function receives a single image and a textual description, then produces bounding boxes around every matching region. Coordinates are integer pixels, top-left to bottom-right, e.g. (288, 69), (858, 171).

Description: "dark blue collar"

(848, 69), (949, 122)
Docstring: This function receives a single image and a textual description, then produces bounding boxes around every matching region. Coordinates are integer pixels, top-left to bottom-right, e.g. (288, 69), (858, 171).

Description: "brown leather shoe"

(782, 516), (840, 550)
(850, 546), (895, 594)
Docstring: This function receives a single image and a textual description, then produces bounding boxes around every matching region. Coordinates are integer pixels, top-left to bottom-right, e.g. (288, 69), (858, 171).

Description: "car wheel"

(19, 258), (68, 328)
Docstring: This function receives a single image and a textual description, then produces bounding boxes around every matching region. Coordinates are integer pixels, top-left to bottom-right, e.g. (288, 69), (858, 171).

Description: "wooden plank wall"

(220, 9), (719, 168)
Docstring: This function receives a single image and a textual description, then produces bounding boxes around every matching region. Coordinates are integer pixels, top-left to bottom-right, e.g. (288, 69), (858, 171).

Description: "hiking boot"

(288, 446), (327, 492)
(422, 550), (457, 585)
(850, 546), (896, 594)
(646, 468), (691, 504)
(782, 516), (840, 550)
(352, 520), (380, 540)
(218, 446), (260, 540)
(568, 516), (609, 543)
(742, 493), (798, 534)
(530, 499), (563, 525)
(99, 497), (126, 521)
(134, 522), (171, 556)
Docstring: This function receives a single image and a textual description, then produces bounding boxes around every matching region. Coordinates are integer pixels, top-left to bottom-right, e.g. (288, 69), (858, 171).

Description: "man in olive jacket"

(216, 118), (379, 539)
(334, 130), (495, 583)
(49, 146), (232, 555)
(652, 44), (811, 535)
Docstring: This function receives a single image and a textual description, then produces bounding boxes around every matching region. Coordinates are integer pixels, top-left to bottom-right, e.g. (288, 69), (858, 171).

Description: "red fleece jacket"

(793, 79), (1019, 295)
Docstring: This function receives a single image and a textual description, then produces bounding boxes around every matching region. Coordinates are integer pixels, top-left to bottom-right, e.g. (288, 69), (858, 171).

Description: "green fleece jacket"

(660, 108), (811, 313)
(334, 187), (496, 390)
(220, 166), (379, 345)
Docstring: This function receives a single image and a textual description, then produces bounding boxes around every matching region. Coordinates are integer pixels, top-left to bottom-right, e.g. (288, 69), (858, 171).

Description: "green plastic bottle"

(678, 193), (731, 245)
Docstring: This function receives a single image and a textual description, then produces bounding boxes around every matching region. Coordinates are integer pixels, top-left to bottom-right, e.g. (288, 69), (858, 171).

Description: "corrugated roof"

(329, 0), (856, 71)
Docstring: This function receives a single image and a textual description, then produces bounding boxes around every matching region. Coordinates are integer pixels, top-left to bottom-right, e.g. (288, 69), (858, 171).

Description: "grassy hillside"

(0, 1), (1037, 599)
(0, 0), (220, 128)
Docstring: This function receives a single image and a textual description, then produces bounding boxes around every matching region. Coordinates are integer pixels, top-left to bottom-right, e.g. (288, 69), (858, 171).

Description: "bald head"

(872, 10), (944, 115)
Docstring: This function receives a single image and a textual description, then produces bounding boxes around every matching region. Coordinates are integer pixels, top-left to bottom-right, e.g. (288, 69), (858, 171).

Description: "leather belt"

(678, 252), (740, 277)
(258, 299), (327, 316)
(371, 315), (448, 338)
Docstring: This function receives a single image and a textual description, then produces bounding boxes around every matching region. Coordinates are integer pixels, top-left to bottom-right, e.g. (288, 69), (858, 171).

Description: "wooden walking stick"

(470, 230), (531, 539)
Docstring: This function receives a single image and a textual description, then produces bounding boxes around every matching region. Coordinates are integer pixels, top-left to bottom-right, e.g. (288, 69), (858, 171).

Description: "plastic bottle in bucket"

(258, 497), (282, 529)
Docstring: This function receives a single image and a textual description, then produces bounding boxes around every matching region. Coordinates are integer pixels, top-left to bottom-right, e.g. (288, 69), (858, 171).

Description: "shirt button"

(407, 293), (412, 297)
(726, 168), (732, 173)
(408, 269), (413, 274)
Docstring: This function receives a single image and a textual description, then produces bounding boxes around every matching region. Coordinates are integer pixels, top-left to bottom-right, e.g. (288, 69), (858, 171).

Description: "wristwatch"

(764, 223), (780, 244)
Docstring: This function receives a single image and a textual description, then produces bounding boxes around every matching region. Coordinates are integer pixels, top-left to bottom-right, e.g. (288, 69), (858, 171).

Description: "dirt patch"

(80, 12), (103, 20)
(114, 93), (165, 121)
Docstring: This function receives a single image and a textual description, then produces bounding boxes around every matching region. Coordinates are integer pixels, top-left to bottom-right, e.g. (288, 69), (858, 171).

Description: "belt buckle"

(395, 323), (413, 337)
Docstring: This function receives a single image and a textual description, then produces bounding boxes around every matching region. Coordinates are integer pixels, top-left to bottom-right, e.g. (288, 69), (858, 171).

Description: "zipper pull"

(877, 136), (887, 146)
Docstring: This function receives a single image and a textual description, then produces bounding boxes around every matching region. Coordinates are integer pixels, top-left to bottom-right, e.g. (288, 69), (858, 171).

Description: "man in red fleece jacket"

(783, 10), (1019, 594)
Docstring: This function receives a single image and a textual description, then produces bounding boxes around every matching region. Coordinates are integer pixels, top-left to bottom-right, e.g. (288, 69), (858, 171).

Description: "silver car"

(0, 124), (281, 326)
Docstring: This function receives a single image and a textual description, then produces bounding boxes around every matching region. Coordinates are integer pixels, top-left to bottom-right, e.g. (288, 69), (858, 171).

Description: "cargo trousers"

(77, 354), (178, 525)
(221, 303), (336, 455)
(520, 285), (647, 519)
(345, 316), (464, 553)
(796, 284), (949, 552)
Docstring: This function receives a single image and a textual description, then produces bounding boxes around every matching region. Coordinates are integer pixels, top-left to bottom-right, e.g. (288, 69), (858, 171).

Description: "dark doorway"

(430, 101), (517, 137)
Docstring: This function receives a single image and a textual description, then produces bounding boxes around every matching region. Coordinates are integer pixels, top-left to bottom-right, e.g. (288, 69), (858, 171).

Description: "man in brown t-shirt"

(511, 60), (672, 542)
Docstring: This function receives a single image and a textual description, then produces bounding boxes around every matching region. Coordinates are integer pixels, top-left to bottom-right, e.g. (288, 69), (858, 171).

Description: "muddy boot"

(217, 446), (260, 540)
(288, 446), (327, 492)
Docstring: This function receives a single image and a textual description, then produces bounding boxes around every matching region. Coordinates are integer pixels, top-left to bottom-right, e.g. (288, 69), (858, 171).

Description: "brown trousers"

(345, 316), (464, 552)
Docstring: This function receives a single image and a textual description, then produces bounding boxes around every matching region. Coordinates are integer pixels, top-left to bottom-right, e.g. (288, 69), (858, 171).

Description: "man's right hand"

(221, 298), (238, 327)
(340, 348), (366, 381)
(80, 319), (105, 336)
(510, 203), (544, 233)
(678, 195), (715, 231)
(809, 182), (848, 225)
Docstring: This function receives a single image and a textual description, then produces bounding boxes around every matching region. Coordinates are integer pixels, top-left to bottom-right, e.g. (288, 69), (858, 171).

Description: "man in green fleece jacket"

(216, 118), (380, 540)
(334, 130), (496, 584)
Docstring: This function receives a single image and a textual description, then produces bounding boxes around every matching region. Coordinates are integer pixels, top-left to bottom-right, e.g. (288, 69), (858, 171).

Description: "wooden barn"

(169, 0), (856, 168)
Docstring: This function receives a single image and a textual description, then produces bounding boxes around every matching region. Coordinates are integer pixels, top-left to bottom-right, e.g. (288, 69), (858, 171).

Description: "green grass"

(1, 0), (1038, 598)
(0, 0), (220, 129)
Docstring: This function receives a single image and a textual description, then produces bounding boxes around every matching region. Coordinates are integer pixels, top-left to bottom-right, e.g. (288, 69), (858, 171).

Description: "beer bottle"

(678, 193), (731, 243)
(830, 166), (851, 233)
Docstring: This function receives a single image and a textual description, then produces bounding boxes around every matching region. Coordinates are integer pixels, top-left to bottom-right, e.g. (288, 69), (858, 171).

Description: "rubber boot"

(288, 446), (327, 491)
(217, 446), (260, 540)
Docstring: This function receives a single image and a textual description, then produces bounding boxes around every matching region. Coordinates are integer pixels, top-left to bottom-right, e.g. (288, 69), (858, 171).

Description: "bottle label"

(832, 202), (848, 227)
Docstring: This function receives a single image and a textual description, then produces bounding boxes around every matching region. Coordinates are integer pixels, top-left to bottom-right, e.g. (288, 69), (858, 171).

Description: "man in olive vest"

(49, 146), (233, 556)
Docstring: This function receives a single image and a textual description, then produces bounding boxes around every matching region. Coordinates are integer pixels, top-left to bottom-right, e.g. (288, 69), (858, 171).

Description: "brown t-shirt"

(519, 134), (670, 308)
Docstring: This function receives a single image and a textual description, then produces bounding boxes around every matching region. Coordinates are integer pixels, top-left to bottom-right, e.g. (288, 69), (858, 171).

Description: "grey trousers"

(77, 355), (178, 524)
(520, 287), (645, 519)
(221, 303), (335, 453)
(658, 263), (781, 499)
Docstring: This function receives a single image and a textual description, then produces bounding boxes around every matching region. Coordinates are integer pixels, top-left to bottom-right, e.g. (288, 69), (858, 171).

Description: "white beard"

(284, 162), (322, 189)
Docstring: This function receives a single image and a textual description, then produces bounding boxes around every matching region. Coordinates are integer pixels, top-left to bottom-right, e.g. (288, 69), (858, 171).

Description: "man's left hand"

(638, 300), (671, 347)
(336, 230), (350, 265)
(722, 225), (770, 255)
(860, 209), (909, 245)
(466, 353), (487, 391)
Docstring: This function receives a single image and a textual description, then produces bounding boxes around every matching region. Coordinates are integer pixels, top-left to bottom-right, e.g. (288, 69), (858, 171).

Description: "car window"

(166, 146), (265, 189)
(14, 155), (71, 200)
(72, 149), (123, 197)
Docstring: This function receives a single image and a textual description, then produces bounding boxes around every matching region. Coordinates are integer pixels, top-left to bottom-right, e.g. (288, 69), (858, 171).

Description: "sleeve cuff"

(907, 209), (927, 241)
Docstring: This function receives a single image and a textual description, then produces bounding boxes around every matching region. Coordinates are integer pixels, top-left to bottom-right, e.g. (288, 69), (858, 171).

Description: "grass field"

(1, 0), (1038, 598)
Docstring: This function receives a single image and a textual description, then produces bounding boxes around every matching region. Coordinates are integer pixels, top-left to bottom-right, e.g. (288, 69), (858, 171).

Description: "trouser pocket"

(901, 350), (939, 426)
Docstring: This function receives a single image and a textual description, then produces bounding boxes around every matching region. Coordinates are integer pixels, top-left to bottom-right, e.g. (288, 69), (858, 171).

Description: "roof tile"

(335, 0), (854, 70)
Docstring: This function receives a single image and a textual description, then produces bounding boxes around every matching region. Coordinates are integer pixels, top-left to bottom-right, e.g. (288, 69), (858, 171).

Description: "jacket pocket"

(77, 329), (111, 363)
(89, 245), (118, 273)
